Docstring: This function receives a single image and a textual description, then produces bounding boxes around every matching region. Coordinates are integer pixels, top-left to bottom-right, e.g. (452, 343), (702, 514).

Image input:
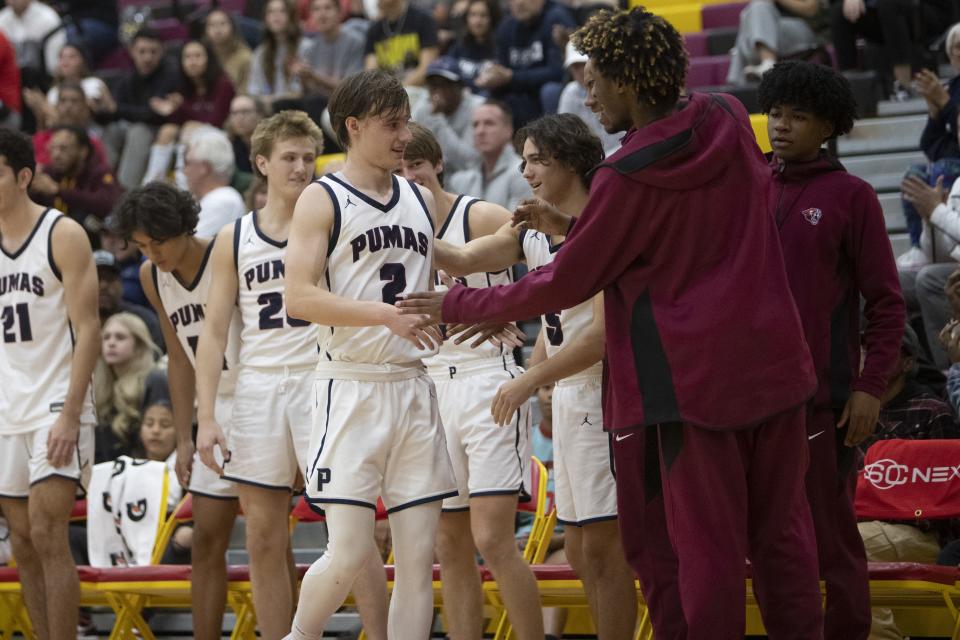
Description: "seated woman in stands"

(247, 0), (305, 109)
(726, 0), (824, 84)
(140, 40), (237, 185)
(898, 23), (960, 270)
(446, 0), (500, 90)
(93, 312), (161, 463)
(205, 9), (252, 94)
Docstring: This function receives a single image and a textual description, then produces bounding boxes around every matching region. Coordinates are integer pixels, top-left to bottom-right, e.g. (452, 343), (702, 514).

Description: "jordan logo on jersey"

(345, 195), (357, 208)
(169, 303), (204, 330)
(242, 259), (286, 291)
(350, 225), (429, 263)
(0, 272), (44, 296)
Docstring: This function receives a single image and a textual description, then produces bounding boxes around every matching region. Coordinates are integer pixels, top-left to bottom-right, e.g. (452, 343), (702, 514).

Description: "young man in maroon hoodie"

(398, 8), (825, 639)
(759, 61), (906, 640)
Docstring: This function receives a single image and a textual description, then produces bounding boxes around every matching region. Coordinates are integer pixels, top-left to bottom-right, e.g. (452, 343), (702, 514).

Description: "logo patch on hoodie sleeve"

(802, 207), (822, 226)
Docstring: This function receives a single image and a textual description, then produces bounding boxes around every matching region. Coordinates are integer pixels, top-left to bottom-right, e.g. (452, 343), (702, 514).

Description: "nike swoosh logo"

(808, 430), (825, 440)
(615, 433), (633, 442)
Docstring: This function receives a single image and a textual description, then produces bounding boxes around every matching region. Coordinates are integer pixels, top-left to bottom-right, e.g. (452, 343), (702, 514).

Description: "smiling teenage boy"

(760, 60), (905, 640)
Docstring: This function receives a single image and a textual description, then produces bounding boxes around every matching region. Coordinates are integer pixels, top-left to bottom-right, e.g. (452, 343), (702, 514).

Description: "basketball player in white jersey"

(399, 122), (544, 640)
(0, 128), (100, 639)
(430, 114), (638, 638)
(106, 181), (243, 640)
(194, 110), (386, 640)
(282, 70), (455, 640)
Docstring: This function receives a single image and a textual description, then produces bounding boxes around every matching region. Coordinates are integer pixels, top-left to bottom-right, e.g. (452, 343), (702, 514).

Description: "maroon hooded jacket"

(770, 152), (904, 409)
(443, 92), (817, 431)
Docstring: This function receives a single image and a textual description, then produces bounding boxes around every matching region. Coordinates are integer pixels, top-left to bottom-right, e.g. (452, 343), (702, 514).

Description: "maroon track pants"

(612, 404), (824, 640)
(804, 408), (870, 640)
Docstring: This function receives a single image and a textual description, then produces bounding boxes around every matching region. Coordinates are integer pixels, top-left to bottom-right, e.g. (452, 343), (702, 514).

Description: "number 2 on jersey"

(544, 312), (563, 346)
(258, 292), (310, 329)
(380, 263), (406, 305)
(1, 303), (32, 343)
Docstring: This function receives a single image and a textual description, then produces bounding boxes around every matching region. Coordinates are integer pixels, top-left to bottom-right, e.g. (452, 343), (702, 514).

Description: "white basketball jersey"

(234, 211), (318, 369)
(0, 209), (95, 434)
(521, 230), (601, 375)
(425, 195), (511, 368)
(317, 172), (437, 365)
(152, 239), (242, 395)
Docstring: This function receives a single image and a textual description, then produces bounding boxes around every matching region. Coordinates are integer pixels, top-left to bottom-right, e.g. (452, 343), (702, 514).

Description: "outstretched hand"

(446, 322), (526, 349)
(395, 290), (448, 323)
(512, 198), (573, 236)
(384, 304), (444, 350)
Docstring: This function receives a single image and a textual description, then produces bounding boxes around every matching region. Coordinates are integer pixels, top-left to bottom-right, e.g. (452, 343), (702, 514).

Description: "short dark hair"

(108, 182), (201, 241)
(482, 99), (513, 126)
(51, 124), (92, 153)
(0, 127), (36, 180)
(328, 70), (410, 149)
(405, 122), (444, 185)
(572, 7), (687, 112)
(131, 27), (163, 46)
(758, 60), (857, 139)
(515, 114), (604, 189)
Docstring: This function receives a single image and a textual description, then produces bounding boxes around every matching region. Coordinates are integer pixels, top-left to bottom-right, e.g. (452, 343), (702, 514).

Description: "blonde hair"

(249, 109), (323, 179)
(94, 313), (161, 445)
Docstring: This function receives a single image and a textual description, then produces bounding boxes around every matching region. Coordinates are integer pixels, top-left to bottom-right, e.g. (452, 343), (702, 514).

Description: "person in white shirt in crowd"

(182, 126), (246, 238)
(412, 56), (483, 175)
(448, 99), (531, 211)
(556, 42), (620, 156)
(0, 0), (66, 80)
(900, 173), (960, 370)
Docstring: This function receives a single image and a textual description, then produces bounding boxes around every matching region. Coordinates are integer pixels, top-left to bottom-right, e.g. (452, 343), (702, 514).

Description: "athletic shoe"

(896, 246), (930, 270)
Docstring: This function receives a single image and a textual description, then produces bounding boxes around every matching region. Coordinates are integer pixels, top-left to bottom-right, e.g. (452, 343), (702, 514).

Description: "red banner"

(855, 439), (960, 521)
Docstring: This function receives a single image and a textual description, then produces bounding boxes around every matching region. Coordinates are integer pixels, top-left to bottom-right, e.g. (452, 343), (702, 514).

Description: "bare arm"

(491, 294), (604, 425)
(195, 224), (238, 473)
(140, 261), (196, 487)
(403, 47), (438, 87)
(48, 217), (100, 467)
(436, 220), (524, 276)
(285, 182), (440, 348)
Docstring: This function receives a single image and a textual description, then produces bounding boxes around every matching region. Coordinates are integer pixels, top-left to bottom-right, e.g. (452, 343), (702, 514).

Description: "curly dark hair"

(108, 182), (201, 241)
(571, 7), (687, 112)
(329, 70), (409, 149)
(0, 127), (35, 181)
(514, 114), (604, 189)
(758, 60), (857, 139)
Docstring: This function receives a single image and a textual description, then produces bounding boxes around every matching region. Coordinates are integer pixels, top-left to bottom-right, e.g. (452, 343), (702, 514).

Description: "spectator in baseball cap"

(412, 56), (483, 175)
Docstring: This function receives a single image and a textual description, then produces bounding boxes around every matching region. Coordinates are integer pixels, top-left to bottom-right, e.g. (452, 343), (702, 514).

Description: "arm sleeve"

(208, 77), (236, 127)
(246, 49), (271, 96)
(850, 185), (908, 398)
(416, 11), (439, 49)
(443, 169), (652, 323)
(947, 363), (960, 415)
(58, 169), (123, 219)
